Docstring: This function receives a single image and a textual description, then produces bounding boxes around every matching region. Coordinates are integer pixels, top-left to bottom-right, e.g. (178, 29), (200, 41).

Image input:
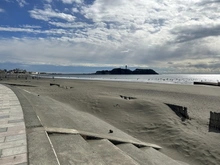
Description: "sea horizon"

(40, 73), (220, 85)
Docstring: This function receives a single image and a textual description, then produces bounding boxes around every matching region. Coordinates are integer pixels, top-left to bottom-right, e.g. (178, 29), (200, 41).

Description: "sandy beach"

(2, 77), (220, 165)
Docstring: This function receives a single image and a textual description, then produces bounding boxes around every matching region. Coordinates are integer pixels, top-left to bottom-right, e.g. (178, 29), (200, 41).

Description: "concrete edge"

(45, 127), (162, 149)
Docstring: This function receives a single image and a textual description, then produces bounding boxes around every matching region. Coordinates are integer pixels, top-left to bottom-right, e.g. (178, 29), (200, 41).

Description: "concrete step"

(27, 127), (58, 165)
(117, 143), (188, 165)
(116, 143), (155, 165)
(141, 147), (187, 165)
(87, 139), (139, 165)
(49, 134), (106, 165)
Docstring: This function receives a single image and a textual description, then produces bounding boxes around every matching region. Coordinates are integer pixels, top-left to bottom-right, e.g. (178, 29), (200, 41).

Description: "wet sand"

(2, 77), (220, 165)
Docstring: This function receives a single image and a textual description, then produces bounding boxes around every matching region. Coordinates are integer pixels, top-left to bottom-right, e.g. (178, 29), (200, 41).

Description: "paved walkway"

(0, 84), (27, 165)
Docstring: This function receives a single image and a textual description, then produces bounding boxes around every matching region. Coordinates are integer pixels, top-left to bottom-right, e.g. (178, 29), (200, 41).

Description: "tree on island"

(95, 68), (158, 75)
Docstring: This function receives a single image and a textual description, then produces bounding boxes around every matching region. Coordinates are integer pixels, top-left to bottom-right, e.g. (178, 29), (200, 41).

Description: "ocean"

(41, 74), (220, 85)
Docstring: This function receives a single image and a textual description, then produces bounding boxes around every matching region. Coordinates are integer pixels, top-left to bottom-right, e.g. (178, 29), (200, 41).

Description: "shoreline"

(1, 77), (220, 165)
(40, 74), (220, 86)
(2, 72), (220, 86)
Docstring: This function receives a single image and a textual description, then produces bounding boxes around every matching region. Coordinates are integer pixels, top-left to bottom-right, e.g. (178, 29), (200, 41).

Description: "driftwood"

(50, 83), (60, 87)
(50, 83), (74, 89)
(194, 82), (220, 87)
(120, 95), (136, 100)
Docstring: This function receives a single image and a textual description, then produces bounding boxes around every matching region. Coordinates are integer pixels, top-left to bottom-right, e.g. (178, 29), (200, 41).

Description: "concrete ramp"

(87, 139), (139, 165)
(18, 89), (147, 145)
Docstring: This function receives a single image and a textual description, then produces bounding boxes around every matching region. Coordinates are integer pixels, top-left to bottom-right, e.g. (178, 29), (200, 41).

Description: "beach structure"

(209, 111), (220, 130)
(165, 103), (190, 120)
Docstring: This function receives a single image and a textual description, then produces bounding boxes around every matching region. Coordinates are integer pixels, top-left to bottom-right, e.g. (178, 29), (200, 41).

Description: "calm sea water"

(42, 74), (220, 85)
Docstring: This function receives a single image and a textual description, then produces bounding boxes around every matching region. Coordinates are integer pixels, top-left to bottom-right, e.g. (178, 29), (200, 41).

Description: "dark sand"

(2, 77), (220, 165)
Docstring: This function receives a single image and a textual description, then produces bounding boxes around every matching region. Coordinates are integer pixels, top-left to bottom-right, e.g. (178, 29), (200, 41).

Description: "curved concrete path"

(0, 84), (27, 165)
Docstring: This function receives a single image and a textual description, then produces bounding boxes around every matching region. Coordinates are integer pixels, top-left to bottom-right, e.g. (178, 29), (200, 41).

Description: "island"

(95, 68), (158, 75)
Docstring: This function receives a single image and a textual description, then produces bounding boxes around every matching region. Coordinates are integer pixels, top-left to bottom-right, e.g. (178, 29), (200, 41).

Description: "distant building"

(7, 68), (27, 74)
(31, 72), (39, 75)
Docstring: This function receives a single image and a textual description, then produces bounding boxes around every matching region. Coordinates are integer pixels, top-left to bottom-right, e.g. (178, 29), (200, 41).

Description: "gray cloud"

(171, 24), (220, 43)
(187, 61), (220, 69)
(197, 0), (220, 6)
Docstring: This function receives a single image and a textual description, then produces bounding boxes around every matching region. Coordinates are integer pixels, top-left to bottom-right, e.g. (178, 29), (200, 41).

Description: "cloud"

(61, 0), (83, 4)
(0, 8), (4, 12)
(72, 8), (79, 13)
(121, 49), (130, 53)
(44, 0), (52, 3)
(197, 0), (220, 6)
(49, 21), (90, 28)
(171, 24), (220, 43)
(0, 26), (73, 36)
(29, 5), (75, 22)
(1, 33), (220, 74)
(16, 0), (28, 7)
(0, 37), (120, 66)
(21, 25), (41, 29)
(0, 27), (35, 33)
(166, 57), (220, 73)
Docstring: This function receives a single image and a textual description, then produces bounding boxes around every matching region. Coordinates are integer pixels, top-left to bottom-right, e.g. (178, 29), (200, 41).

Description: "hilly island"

(95, 68), (158, 75)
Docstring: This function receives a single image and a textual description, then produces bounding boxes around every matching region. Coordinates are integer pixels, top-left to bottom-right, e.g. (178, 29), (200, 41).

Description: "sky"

(0, 0), (220, 73)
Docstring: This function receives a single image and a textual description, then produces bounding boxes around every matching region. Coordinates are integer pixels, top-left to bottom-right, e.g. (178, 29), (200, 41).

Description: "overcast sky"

(0, 0), (220, 73)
